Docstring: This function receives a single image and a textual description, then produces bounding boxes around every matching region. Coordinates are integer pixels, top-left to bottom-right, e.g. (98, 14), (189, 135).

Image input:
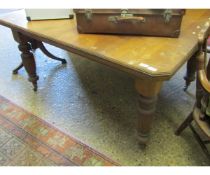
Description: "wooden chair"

(175, 34), (210, 160)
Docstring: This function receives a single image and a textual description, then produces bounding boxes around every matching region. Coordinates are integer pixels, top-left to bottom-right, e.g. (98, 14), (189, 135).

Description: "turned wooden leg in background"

(12, 62), (23, 74)
(12, 39), (67, 74)
(135, 79), (163, 145)
(183, 52), (197, 91)
(30, 39), (67, 64)
(38, 41), (67, 64)
(12, 30), (39, 91)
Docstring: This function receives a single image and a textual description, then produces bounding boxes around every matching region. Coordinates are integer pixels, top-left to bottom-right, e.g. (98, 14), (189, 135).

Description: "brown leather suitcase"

(73, 9), (185, 38)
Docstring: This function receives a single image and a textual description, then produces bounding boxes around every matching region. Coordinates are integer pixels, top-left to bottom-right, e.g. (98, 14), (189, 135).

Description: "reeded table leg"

(183, 52), (197, 91)
(135, 79), (163, 145)
(12, 30), (39, 91)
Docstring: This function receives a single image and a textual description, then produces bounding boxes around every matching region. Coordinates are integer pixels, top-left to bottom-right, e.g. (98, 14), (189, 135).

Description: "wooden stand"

(12, 31), (67, 91)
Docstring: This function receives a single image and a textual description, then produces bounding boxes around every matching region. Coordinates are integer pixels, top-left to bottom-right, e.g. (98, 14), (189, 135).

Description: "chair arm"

(197, 51), (210, 93)
(198, 70), (210, 93)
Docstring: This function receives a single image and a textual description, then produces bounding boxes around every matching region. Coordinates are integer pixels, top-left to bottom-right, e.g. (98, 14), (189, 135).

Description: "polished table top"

(0, 9), (210, 80)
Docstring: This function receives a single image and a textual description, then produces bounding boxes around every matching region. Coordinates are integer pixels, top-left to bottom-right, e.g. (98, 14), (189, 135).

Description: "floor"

(0, 10), (210, 166)
(0, 119), (58, 166)
(0, 95), (117, 166)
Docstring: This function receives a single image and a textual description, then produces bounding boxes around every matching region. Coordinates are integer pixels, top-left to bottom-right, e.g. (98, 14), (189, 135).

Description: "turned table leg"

(183, 52), (197, 91)
(135, 79), (163, 145)
(12, 30), (39, 91)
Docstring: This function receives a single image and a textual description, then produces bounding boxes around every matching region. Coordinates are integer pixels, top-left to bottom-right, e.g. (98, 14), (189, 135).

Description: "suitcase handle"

(108, 16), (146, 23)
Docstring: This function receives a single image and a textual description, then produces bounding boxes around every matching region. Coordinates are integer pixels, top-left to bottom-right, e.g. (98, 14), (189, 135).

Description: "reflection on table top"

(0, 9), (210, 80)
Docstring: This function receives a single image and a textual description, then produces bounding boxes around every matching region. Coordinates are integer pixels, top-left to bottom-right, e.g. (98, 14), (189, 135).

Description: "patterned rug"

(0, 95), (118, 166)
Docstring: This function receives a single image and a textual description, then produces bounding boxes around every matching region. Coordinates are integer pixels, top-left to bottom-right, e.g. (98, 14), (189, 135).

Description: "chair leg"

(189, 124), (210, 161)
(175, 112), (193, 136)
(12, 62), (24, 74)
(203, 140), (210, 144)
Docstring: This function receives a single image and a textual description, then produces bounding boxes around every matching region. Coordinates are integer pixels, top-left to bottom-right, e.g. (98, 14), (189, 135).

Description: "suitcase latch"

(85, 9), (92, 21)
(121, 9), (133, 18)
(163, 9), (172, 23)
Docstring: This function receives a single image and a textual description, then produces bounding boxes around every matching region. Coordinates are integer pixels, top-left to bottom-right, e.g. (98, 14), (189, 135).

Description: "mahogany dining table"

(0, 9), (210, 145)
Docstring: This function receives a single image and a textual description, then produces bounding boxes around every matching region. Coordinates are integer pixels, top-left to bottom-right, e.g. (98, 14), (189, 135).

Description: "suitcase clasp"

(121, 9), (133, 18)
(163, 9), (172, 23)
(85, 9), (92, 21)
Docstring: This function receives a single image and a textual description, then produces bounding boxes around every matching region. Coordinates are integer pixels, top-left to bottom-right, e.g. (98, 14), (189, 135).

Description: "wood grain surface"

(0, 9), (210, 80)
